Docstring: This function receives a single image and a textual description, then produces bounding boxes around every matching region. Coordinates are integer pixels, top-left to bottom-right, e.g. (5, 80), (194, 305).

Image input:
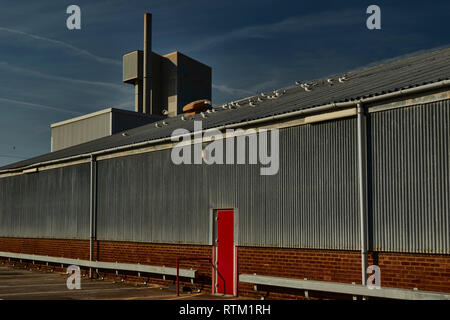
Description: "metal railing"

(239, 273), (450, 300)
(0, 251), (196, 279)
(176, 257), (225, 296)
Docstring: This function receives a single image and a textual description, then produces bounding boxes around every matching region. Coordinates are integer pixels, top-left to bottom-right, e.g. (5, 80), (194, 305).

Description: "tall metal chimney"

(143, 13), (152, 114)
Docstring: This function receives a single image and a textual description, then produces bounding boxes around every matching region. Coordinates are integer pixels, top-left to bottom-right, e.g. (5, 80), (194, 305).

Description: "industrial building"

(0, 14), (449, 299)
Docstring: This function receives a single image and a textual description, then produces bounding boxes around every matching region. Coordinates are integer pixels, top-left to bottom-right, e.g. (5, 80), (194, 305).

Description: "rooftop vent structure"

(123, 13), (212, 117)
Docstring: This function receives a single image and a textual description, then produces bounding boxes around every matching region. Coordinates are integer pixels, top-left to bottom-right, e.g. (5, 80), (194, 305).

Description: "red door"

(215, 210), (234, 295)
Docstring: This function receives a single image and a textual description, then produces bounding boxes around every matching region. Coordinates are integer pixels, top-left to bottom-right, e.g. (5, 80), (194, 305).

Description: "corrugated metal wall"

(370, 100), (450, 254)
(1, 100), (448, 253)
(0, 164), (90, 239)
(51, 112), (111, 151)
(96, 117), (360, 249)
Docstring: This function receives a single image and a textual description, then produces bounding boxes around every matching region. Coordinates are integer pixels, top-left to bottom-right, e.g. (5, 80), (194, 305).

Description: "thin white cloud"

(212, 83), (254, 96)
(0, 97), (83, 115)
(0, 26), (121, 66)
(0, 61), (128, 91)
(188, 10), (360, 52)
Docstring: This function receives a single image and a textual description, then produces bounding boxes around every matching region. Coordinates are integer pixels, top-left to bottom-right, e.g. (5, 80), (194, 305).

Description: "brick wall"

(238, 247), (450, 299)
(0, 237), (449, 299)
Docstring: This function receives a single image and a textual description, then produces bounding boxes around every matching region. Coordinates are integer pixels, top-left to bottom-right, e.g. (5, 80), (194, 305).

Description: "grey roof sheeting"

(2, 46), (450, 171)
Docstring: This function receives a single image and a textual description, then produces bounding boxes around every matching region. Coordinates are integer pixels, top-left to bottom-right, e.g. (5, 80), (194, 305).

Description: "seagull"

(155, 122), (161, 128)
(162, 109), (169, 115)
(249, 101), (256, 107)
(339, 75), (348, 83)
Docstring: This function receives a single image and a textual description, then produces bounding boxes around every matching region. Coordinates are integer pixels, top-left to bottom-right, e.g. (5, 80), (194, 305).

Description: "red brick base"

(0, 237), (449, 299)
(238, 247), (450, 299)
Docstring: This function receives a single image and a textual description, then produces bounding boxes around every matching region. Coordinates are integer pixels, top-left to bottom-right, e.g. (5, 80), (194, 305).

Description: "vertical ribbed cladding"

(0, 117), (359, 249)
(237, 118), (359, 249)
(93, 117), (359, 248)
(96, 148), (212, 244)
(0, 164), (90, 239)
(370, 100), (450, 254)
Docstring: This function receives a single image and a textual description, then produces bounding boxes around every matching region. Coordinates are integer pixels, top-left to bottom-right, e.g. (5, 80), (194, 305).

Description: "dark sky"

(0, 0), (449, 166)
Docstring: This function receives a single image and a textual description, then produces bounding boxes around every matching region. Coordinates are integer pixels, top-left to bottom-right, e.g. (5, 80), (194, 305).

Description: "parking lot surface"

(0, 264), (239, 300)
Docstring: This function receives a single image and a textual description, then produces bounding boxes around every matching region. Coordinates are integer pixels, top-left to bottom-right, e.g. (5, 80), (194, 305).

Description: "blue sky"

(0, 0), (449, 166)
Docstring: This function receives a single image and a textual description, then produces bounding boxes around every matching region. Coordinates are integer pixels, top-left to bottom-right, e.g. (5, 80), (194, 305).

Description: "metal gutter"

(239, 274), (450, 300)
(2, 79), (450, 174)
(0, 251), (196, 278)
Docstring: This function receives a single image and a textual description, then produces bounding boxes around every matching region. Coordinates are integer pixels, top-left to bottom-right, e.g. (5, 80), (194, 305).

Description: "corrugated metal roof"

(2, 46), (450, 170)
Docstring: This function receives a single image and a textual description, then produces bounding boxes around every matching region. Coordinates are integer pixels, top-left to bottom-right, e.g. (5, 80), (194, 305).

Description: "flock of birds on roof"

(152, 74), (350, 128)
(295, 74), (348, 92)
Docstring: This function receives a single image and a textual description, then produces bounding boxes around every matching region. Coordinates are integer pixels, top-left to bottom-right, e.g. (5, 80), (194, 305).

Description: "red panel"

(216, 210), (234, 295)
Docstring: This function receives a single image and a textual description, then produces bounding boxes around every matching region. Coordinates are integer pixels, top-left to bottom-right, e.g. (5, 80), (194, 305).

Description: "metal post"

(357, 103), (368, 285)
(143, 13), (152, 114)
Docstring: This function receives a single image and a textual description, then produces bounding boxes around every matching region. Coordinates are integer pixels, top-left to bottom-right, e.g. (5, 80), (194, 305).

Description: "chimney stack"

(143, 13), (152, 114)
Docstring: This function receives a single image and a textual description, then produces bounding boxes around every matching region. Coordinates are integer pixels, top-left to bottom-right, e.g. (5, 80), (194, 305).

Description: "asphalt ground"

(0, 264), (241, 300)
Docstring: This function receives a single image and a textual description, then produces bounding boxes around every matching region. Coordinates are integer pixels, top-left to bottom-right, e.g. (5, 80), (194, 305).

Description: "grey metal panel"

(52, 112), (111, 151)
(236, 119), (359, 249)
(370, 100), (450, 253)
(123, 50), (143, 83)
(0, 164), (90, 239)
(96, 118), (359, 249)
(4, 46), (450, 170)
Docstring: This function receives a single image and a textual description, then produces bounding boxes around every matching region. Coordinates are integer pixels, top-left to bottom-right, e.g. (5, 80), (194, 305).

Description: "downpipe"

(89, 154), (97, 278)
(357, 103), (368, 285)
